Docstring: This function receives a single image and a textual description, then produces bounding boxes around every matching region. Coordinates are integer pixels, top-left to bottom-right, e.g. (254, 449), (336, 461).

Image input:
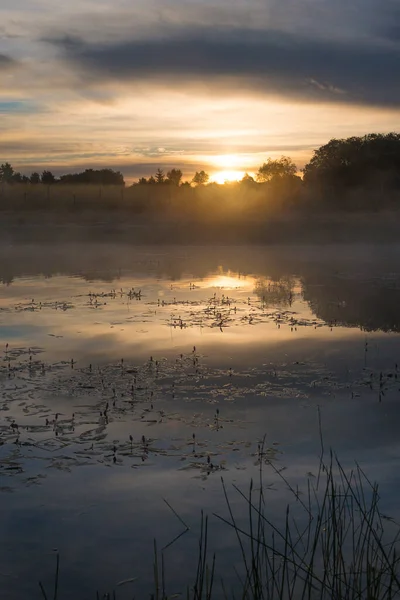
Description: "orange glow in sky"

(211, 170), (246, 184)
(2, 2), (400, 182)
(209, 154), (255, 183)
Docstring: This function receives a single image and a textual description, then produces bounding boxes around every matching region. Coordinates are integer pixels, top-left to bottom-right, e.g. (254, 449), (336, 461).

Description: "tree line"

(0, 159), (299, 187)
(136, 168), (211, 186)
(0, 165), (213, 187)
(1, 133), (400, 208)
(0, 165), (125, 186)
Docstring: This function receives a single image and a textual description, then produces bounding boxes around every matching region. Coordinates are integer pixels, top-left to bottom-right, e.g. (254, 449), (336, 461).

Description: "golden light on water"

(203, 273), (254, 289)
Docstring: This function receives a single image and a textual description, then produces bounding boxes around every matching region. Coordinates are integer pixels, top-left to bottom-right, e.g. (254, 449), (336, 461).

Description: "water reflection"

(302, 273), (400, 332)
(254, 276), (296, 307)
(2, 242), (400, 598)
(2, 242), (400, 332)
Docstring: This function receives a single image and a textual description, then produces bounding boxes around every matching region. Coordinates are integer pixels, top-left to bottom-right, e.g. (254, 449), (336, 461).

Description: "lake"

(1, 242), (400, 599)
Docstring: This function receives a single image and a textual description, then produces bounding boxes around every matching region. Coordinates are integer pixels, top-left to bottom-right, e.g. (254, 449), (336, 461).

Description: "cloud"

(34, 0), (396, 46)
(0, 53), (16, 69)
(1, 1), (399, 175)
(371, 0), (400, 42)
(0, 100), (43, 114)
(45, 27), (400, 107)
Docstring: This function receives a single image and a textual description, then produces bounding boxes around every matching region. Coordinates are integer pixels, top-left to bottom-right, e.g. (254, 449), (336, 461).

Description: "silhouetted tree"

(148, 176), (156, 184)
(0, 162), (15, 183)
(303, 133), (400, 192)
(241, 173), (256, 185)
(192, 170), (209, 186)
(0, 164), (31, 184)
(137, 177), (148, 185)
(256, 157), (297, 182)
(155, 168), (165, 184)
(166, 169), (183, 186)
(30, 172), (40, 184)
(59, 168), (124, 185)
(12, 172), (23, 183)
(41, 170), (56, 184)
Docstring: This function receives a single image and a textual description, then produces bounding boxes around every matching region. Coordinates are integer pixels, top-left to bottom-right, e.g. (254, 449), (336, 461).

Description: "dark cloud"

(385, 25), (400, 41)
(45, 27), (400, 107)
(372, 0), (400, 42)
(0, 54), (16, 69)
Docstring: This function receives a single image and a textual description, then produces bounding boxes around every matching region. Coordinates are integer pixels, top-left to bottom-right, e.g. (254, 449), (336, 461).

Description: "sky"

(1, 0), (400, 183)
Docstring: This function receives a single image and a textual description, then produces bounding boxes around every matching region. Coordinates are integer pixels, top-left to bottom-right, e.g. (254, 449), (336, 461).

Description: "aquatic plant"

(38, 449), (400, 599)
(214, 451), (400, 600)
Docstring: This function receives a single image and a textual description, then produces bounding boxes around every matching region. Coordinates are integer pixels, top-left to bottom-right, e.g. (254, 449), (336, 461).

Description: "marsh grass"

(38, 448), (400, 600)
(215, 449), (400, 600)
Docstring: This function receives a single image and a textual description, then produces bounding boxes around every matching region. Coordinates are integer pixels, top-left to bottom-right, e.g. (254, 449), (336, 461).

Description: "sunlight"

(205, 274), (253, 289)
(212, 170), (245, 184)
(213, 154), (243, 169)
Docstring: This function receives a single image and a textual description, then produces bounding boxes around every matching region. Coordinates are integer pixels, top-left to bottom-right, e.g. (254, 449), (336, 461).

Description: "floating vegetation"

(2, 252), (400, 599)
(0, 334), (397, 493)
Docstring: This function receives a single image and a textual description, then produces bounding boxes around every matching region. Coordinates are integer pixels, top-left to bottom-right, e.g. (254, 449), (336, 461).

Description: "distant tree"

(20, 175), (30, 183)
(241, 173), (256, 185)
(166, 169), (183, 186)
(303, 133), (400, 192)
(192, 170), (210, 186)
(12, 172), (23, 183)
(256, 157), (297, 183)
(155, 168), (165, 184)
(181, 181), (192, 187)
(148, 176), (156, 184)
(41, 170), (56, 184)
(0, 162), (15, 183)
(137, 177), (148, 185)
(59, 168), (124, 186)
(30, 172), (40, 184)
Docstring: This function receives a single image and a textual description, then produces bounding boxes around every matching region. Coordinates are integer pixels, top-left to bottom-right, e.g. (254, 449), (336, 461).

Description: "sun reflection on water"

(200, 273), (254, 289)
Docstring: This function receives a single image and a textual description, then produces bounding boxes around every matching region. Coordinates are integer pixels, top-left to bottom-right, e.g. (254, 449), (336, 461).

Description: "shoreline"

(1, 210), (400, 244)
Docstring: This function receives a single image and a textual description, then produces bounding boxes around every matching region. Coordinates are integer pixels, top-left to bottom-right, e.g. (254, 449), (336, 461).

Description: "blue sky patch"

(0, 100), (42, 114)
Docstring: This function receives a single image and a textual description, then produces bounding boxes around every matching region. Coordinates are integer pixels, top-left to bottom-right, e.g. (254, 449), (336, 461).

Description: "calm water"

(1, 243), (400, 599)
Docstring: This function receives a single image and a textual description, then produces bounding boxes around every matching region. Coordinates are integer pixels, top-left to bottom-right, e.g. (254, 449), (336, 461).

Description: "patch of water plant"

(35, 428), (400, 600)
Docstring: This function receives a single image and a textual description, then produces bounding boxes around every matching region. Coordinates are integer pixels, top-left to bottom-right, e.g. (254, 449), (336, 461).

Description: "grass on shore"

(39, 446), (400, 600)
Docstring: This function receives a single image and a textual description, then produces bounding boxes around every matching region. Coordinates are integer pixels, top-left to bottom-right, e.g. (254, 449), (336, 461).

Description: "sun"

(210, 154), (246, 184)
(212, 170), (245, 184)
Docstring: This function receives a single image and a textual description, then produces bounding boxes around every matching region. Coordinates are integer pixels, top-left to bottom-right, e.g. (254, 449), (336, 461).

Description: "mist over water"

(2, 240), (400, 599)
